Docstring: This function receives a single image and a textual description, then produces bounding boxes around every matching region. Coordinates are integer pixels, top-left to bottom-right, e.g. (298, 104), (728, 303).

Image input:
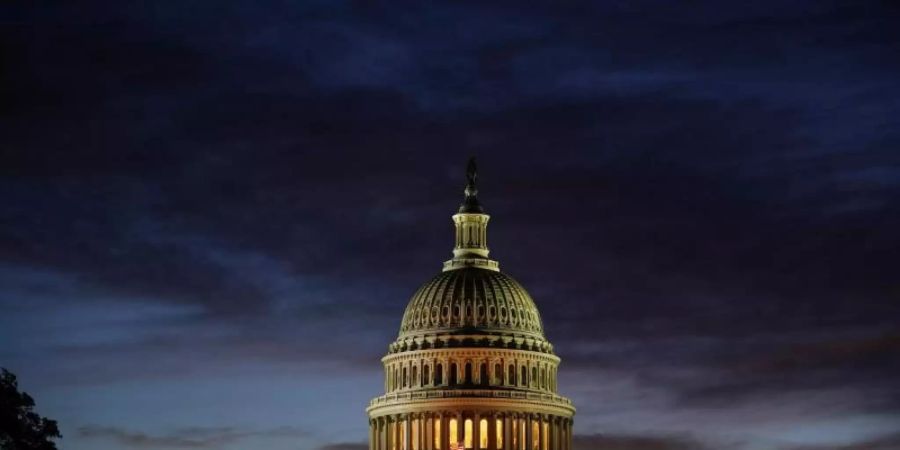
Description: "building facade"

(367, 160), (575, 450)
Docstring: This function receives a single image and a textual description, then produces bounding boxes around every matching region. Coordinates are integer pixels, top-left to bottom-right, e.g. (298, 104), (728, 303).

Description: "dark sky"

(2, 1), (899, 449)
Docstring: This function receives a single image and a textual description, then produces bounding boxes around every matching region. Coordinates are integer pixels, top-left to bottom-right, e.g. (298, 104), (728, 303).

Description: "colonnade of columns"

(385, 358), (558, 393)
(369, 412), (572, 450)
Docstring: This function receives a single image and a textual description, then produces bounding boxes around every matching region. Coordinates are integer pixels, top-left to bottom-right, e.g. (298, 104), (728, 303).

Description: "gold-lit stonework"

(367, 159), (575, 450)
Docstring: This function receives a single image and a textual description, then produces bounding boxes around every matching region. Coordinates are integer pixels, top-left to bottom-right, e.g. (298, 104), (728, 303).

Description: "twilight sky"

(2, 1), (899, 449)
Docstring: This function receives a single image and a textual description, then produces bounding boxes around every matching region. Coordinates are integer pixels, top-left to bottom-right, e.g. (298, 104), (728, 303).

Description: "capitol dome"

(367, 159), (574, 450)
(400, 268), (544, 338)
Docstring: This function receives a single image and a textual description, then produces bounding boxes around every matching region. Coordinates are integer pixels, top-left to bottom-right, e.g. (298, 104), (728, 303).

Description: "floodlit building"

(367, 160), (575, 450)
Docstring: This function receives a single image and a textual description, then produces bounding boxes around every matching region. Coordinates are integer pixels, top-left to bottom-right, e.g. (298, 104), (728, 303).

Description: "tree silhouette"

(1, 368), (61, 450)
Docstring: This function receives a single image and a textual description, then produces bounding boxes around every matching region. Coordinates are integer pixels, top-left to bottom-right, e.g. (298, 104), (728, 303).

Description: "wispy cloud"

(317, 444), (368, 450)
(77, 425), (309, 449)
(573, 433), (708, 450)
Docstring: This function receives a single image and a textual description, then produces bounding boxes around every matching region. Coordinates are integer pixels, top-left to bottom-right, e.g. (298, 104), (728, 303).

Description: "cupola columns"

(444, 158), (500, 272)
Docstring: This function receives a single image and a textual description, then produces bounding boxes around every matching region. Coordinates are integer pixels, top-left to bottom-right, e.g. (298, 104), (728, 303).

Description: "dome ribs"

(485, 271), (504, 327)
(398, 268), (547, 341)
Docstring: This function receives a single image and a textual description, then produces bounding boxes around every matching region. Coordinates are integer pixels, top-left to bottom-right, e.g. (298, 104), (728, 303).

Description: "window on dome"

(424, 365), (430, 386)
(449, 419), (458, 448)
(479, 419), (488, 448)
(434, 419), (441, 450)
(495, 363), (502, 385)
(480, 363), (488, 386)
(450, 363), (457, 385)
(435, 364), (443, 385)
(464, 419), (473, 449)
(464, 363), (472, 384)
(509, 364), (515, 384)
(496, 418), (503, 449)
(531, 421), (539, 450)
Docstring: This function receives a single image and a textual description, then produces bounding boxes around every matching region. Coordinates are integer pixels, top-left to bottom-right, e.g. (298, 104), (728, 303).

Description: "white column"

(525, 415), (533, 450)
(405, 414), (413, 450)
(473, 412), (480, 450)
(443, 413), (451, 450)
(386, 417), (393, 450)
(426, 414), (434, 450)
(537, 416), (544, 450)
(503, 415), (511, 450)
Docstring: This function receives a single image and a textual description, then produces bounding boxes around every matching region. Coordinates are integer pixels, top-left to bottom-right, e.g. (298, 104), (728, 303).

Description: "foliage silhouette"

(1, 368), (61, 450)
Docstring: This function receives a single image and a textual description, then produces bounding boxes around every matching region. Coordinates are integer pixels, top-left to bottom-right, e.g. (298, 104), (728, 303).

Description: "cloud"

(783, 432), (900, 450)
(77, 425), (309, 449)
(671, 332), (900, 409)
(573, 433), (708, 450)
(4, 1), (900, 450)
(318, 444), (368, 450)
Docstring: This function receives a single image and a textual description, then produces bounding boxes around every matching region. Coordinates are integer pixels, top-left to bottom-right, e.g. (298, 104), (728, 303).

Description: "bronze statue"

(460, 157), (483, 213)
(466, 156), (477, 187)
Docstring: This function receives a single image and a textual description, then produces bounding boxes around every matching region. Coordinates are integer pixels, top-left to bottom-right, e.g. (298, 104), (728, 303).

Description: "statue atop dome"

(459, 156), (484, 214)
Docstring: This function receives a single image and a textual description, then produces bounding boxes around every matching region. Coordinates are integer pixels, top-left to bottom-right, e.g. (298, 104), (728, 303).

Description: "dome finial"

(459, 156), (484, 213)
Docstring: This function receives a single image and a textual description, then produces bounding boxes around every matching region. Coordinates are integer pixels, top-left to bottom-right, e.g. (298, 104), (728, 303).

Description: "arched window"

(465, 362), (473, 385)
(480, 419), (489, 448)
(496, 418), (503, 449)
(424, 365), (431, 386)
(403, 367), (408, 388)
(521, 366), (527, 386)
(480, 363), (488, 386)
(412, 366), (418, 387)
(450, 363), (458, 385)
(394, 368), (399, 391)
(508, 364), (515, 385)
(449, 419), (459, 448)
(434, 419), (442, 450)
(436, 363), (443, 385)
(464, 419), (473, 449)
(495, 363), (502, 385)
(532, 367), (537, 387)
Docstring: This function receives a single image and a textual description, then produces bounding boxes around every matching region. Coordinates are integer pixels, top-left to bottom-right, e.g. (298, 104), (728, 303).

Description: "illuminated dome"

(399, 268), (545, 338)
(367, 159), (574, 450)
